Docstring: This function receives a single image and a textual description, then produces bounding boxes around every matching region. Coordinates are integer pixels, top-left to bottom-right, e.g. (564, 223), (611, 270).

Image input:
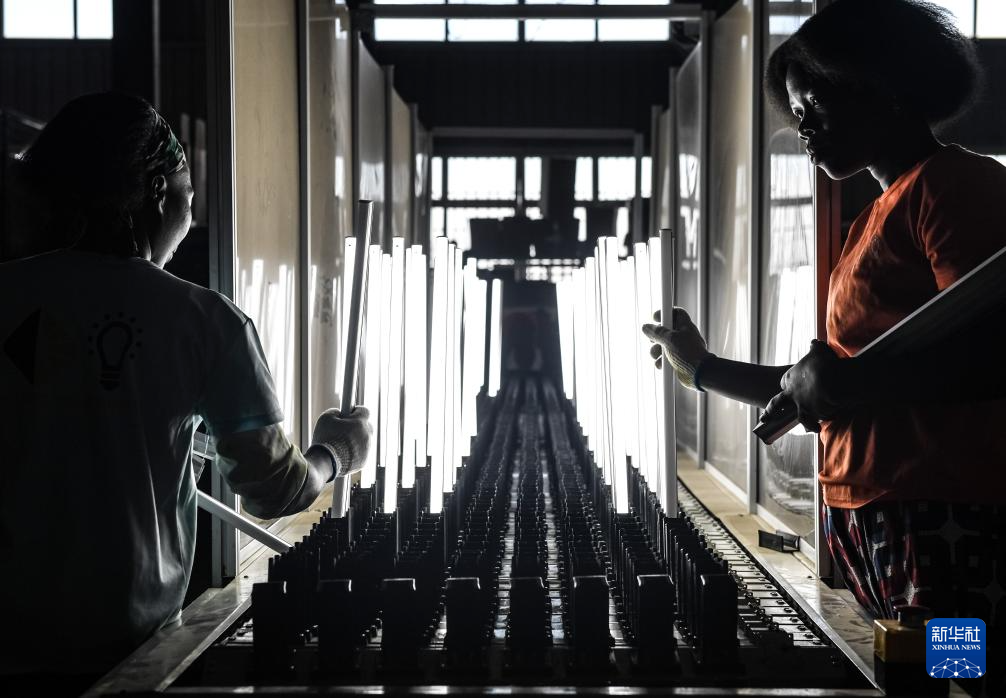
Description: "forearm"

(214, 425), (335, 519)
(698, 357), (791, 408)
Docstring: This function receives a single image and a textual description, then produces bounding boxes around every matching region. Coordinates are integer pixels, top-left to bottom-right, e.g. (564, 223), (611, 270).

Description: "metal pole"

(332, 200), (375, 517)
(196, 491), (291, 554)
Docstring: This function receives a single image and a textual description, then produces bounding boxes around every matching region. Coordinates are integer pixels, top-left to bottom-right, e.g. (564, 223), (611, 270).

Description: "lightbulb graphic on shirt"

(88, 313), (143, 390)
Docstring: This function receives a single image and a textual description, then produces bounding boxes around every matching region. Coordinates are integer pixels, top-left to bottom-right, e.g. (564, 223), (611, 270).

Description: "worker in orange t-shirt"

(643, 0), (1005, 693)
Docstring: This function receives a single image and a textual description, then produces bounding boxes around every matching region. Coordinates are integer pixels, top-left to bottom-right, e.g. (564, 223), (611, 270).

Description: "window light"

(447, 19), (519, 41)
(447, 157), (517, 200)
(598, 19), (669, 42)
(977, 0), (1006, 38)
(4, 0), (74, 38)
(526, 19), (596, 41)
(374, 18), (446, 41)
(76, 0), (113, 38)
(524, 157), (542, 201)
(598, 157), (636, 201)
(431, 156), (443, 200)
(575, 157), (594, 201)
(641, 156), (652, 199)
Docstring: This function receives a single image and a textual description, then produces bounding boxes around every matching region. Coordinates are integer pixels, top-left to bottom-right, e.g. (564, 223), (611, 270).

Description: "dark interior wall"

(0, 0), (206, 125)
(938, 40), (1006, 154)
(366, 40), (688, 135)
(160, 0), (207, 130)
(0, 41), (111, 121)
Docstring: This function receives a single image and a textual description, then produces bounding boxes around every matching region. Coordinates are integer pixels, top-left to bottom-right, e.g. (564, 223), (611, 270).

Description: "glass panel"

(706, 0), (752, 493)
(233, 0), (302, 547)
(3, 0), (73, 38)
(524, 157), (542, 201)
(758, 0), (816, 542)
(575, 157), (594, 200)
(526, 206), (543, 220)
(598, 20), (670, 42)
(448, 19), (519, 41)
(657, 110), (673, 229)
(977, 0), (1006, 38)
(307, 2), (353, 435)
(358, 45), (387, 238)
(389, 92), (413, 239)
(525, 19), (596, 41)
(445, 207), (515, 250)
(374, 18), (446, 41)
(928, 0), (975, 36)
(641, 155), (652, 199)
(598, 156), (636, 201)
(76, 0), (113, 39)
(674, 47), (700, 457)
(431, 156), (443, 200)
(447, 156), (517, 199)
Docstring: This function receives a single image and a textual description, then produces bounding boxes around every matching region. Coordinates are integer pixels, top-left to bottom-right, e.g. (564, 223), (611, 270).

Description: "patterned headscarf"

(144, 113), (187, 176)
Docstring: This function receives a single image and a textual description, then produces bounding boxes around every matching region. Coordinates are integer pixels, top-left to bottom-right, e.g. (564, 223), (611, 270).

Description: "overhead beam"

(356, 3), (703, 21)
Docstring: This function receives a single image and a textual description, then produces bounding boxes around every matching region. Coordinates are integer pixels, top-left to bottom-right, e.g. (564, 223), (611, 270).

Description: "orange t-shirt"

(821, 144), (1006, 508)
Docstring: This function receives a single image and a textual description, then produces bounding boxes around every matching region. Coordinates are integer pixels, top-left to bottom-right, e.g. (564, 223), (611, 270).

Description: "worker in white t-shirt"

(0, 92), (372, 692)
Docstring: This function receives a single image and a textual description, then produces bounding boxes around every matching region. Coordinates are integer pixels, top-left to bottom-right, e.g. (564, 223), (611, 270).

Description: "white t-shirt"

(0, 249), (282, 675)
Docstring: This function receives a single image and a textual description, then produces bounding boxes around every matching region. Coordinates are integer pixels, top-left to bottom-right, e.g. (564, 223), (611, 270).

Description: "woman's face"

(785, 63), (891, 180)
(149, 165), (194, 268)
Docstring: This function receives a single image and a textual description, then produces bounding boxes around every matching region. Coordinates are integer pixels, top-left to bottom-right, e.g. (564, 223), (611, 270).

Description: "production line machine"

(89, 225), (881, 696)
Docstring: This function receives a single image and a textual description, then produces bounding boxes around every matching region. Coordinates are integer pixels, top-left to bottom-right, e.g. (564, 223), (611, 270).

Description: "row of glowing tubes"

(556, 235), (676, 516)
(343, 237), (503, 515)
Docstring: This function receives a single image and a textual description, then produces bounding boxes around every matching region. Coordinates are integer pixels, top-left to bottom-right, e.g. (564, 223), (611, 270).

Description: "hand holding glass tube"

(308, 406), (374, 479)
(641, 307), (713, 391)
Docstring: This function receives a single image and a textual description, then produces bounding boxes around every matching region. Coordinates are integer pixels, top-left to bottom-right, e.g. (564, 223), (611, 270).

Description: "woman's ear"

(150, 174), (168, 213)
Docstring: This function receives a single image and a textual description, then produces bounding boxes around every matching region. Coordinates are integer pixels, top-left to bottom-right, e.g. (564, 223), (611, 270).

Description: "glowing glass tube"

(594, 244), (612, 488)
(584, 257), (598, 454)
(451, 248), (464, 477)
(487, 279), (503, 397)
(556, 279), (576, 401)
(427, 237), (449, 514)
(401, 246), (427, 487)
(657, 230), (677, 517)
(414, 248), (428, 476)
(401, 247), (416, 484)
(378, 253), (394, 508)
(475, 278), (488, 399)
(461, 260), (481, 457)
(648, 237), (667, 510)
(603, 239), (630, 515)
(361, 245), (384, 489)
(383, 239), (406, 514)
(619, 259), (637, 462)
(443, 246), (457, 493)
(632, 243), (659, 495)
(570, 269), (586, 424)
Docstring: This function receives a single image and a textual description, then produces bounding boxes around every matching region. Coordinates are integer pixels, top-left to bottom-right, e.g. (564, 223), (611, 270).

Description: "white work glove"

(306, 406), (373, 479)
(641, 308), (714, 391)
